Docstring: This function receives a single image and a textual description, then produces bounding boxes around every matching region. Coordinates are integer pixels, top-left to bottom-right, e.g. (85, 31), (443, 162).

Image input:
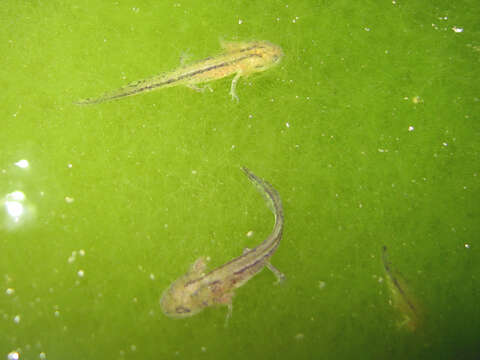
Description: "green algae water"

(1, 1), (479, 359)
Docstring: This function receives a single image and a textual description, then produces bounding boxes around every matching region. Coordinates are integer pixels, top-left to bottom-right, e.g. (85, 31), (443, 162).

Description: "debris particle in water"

(77, 270), (84, 278)
(295, 333), (305, 340)
(465, 243), (470, 249)
(246, 230), (254, 237)
(408, 126), (414, 132)
(318, 281), (326, 289)
(412, 96), (423, 104)
(13, 314), (21, 324)
(452, 26), (463, 33)
(6, 288), (15, 295)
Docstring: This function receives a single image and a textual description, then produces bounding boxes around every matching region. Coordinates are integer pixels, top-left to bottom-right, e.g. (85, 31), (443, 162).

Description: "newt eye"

(176, 306), (191, 314)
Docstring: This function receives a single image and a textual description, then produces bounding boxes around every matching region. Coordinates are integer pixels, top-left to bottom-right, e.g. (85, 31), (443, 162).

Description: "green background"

(1, 0), (479, 359)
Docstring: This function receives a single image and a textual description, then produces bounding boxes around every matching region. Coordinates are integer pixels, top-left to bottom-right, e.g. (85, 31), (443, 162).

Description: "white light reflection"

(14, 159), (29, 168)
(5, 201), (24, 220)
(7, 351), (19, 360)
(2, 190), (35, 229)
(5, 191), (26, 222)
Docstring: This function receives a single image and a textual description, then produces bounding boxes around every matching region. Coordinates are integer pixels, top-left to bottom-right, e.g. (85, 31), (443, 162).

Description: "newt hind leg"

(266, 261), (285, 284)
(229, 71), (242, 102)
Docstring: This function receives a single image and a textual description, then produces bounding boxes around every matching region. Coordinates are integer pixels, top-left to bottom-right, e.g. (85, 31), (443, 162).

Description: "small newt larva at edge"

(382, 245), (422, 332)
(160, 167), (285, 322)
(76, 40), (283, 104)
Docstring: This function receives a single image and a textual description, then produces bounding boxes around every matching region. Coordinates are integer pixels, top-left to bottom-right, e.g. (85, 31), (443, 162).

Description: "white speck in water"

(15, 159), (29, 168)
(191, 170), (197, 175)
(13, 314), (21, 324)
(238, 19), (243, 25)
(79, 249), (85, 256)
(295, 333), (305, 340)
(359, 203), (363, 208)
(39, 352), (46, 360)
(364, 27), (371, 31)
(408, 126), (414, 131)
(6, 288), (15, 295)
(318, 281), (326, 289)
(54, 310), (60, 317)
(149, 273), (155, 280)
(452, 26), (463, 33)
(246, 230), (254, 237)
(67, 163), (73, 168)
(286, 122), (290, 128)
(130, 345), (137, 352)
(442, 142), (448, 147)
(231, 144), (236, 150)
(65, 196), (74, 203)
(77, 270), (84, 278)
(465, 243), (470, 249)
(7, 352), (19, 360)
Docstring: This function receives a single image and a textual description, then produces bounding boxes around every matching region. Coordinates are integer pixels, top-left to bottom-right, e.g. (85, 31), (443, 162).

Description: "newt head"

(160, 257), (212, 318)
(160, 275), (206, 318)
(249, 41), (284, 73)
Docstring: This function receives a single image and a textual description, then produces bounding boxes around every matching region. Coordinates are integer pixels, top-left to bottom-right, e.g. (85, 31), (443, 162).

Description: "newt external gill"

(76, 40), (283, 104)
(382, 245), (422, 332)
(160, 167), (285, 321)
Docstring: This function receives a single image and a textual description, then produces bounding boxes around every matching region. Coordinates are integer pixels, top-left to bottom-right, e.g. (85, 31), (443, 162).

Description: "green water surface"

(1, 0), (479, 359)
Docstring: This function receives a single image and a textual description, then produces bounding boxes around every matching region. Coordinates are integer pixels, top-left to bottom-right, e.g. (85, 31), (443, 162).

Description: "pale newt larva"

(382, 245), (422, 332)
(76, 40), (283, 104)
(160, 167), (284, 321)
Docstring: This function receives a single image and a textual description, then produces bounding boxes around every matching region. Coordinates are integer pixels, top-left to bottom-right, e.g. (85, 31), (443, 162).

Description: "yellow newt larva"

(382, 246), (422, 332)
(160, 167), (284, 322)
(76, 40), (283, 104)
